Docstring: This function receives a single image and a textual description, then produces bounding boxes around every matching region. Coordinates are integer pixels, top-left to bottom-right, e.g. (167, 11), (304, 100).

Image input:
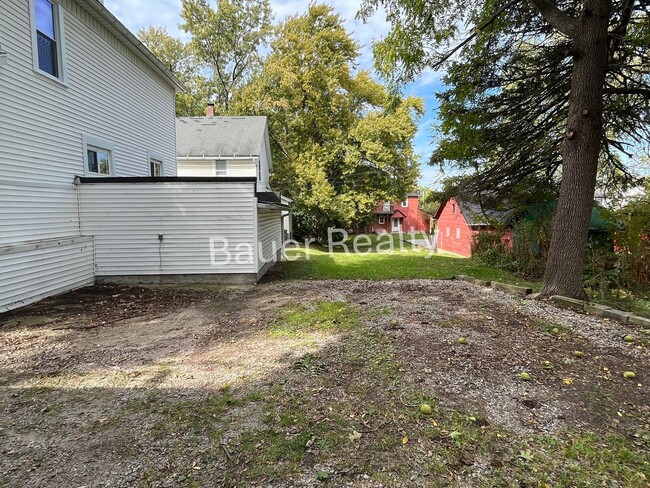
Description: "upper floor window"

(83, 134), (114, 176)
(383, 201), (391, 212)
(452, 203), (456, 214)
(150, 159), (162, 177)
(31, 0), (65, 81)
(401, 200), (408, 207)
(215, 160), (227, 176)
(87, 147), (112, 175)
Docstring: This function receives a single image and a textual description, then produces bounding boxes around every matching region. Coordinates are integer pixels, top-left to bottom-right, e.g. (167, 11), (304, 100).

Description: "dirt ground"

(1, 278), (648, 487)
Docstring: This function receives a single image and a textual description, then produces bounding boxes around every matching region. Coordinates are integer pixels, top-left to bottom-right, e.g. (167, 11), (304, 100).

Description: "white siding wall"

(0, 0), (177, 309)
(0, 237), (95, 312)
(79, 182), (257, 276)
(177, 158), (256, 177)
(257, 209), (283, 273)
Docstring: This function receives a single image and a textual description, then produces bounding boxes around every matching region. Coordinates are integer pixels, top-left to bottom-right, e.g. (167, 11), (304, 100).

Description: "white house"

(0, 0), (285, 312)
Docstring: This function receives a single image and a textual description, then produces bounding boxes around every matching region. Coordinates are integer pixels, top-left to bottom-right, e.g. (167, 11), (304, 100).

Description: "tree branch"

(527, 0), (578, 37)
(604, 87), (650, 97)
(430, 0), (524, 69)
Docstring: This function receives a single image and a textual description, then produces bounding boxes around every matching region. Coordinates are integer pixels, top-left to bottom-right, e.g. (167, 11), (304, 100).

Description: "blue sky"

(104, 0), (447, 187)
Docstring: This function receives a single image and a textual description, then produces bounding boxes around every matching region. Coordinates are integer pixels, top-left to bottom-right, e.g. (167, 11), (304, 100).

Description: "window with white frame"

(456, 227), (461, 239)
(401, 199), (408, 207)
(31, 0), (65, 81)
(383, 201), (391, 212)
(83, 135), (114, 176)
(215, 160), (228, 176)
(150, 158), (162, 177)
(378, 215), (386, 224)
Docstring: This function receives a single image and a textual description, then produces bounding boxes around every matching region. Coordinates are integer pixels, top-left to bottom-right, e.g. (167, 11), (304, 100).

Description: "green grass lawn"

(275, 245), (536, 287)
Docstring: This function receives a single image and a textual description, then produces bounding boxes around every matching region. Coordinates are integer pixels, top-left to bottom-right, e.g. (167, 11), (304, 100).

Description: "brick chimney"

(205, 102), (215, 117)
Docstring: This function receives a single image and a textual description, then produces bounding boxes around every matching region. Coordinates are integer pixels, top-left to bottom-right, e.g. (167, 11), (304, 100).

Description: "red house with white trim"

(433, 197), (512, 257)
(368, 193), (431, 234)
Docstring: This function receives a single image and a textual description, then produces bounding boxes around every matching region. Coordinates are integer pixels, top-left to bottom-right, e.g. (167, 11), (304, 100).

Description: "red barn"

(368, 193), (431, 234)
(433, 197), (512, 257)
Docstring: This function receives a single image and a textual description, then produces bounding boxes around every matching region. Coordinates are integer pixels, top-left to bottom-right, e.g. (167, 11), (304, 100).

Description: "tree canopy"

(361, 0), (650, 299)
(235, 4), (423, 240)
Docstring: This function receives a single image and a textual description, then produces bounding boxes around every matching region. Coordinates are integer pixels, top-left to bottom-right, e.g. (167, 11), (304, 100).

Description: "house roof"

(176, 116), (268, 159)
(433, 198), (513, 226)
(392, 209), (407, 218)
(79, 0), (185, 92)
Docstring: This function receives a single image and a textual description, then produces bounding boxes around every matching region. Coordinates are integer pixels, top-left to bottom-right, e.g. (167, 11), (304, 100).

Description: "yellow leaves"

(402, 436), (409, 445)
(562, 378), (574, 385)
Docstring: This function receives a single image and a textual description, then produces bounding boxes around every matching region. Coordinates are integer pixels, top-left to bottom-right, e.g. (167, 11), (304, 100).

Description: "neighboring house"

(0, 0), (283, 312)
(175, 111), (288, 265)
(433, 198), (512, 257)
(369, 193), (431, 234)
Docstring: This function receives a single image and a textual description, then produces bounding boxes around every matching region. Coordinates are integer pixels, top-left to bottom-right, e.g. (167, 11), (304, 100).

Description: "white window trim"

(383, 201), (391, 212)
(29, 0), (68, 85)
(82, 134), (115, 176)
(148, 151), (164, 177)
(378, 215), (386, 225)
(401, 200), (408, 207)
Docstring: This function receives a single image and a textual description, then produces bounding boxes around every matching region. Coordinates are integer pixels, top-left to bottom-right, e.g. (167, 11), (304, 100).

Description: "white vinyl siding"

(256, 209), (282, 273)
(177, 158), (256, 177)
(0, 236), (94, 312)
(78, 182), (257, 275)
(0, 0), (177, 307)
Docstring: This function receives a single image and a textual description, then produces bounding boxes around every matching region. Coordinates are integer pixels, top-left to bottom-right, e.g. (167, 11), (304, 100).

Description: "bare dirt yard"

(1, 278), (648, 487)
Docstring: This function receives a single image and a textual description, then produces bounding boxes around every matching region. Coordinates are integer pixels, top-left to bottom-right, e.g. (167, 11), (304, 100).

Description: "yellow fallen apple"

(420, 403), (433, 415)
(457, 337), (467, 344)
(551, 327), (560, 335)
(520, 372), (531, 381)
(574, 351), (584, 358)
(623, 371), (636, 379)
(624, 335), (634, 343)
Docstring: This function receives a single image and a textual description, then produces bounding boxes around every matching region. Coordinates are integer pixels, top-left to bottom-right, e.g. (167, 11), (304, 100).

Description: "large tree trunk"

(540, 0), (612, 300)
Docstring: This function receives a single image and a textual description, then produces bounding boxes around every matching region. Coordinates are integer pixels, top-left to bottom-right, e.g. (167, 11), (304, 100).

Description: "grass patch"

(278, 246), (536, 286)
(269, 300), (359, 338)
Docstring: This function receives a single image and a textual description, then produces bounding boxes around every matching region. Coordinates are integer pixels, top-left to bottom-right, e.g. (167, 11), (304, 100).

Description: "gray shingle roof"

(459, 201), (514, 226)
(176, 116), (267, 158)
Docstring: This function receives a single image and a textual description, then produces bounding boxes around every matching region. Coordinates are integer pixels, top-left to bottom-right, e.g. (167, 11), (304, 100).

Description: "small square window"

(150, 159), (162, 177)
(378, 215), (386, 225)
(87, 146), (111, 175)
(401, 200), (408, 207)
(215, 160), (227, 176)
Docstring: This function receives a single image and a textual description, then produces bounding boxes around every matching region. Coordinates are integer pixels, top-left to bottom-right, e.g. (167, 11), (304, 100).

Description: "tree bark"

(540, 0), (612, 300)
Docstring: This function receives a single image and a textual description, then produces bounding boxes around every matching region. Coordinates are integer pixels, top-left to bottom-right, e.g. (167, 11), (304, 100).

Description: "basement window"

(31, 0), (66, 82)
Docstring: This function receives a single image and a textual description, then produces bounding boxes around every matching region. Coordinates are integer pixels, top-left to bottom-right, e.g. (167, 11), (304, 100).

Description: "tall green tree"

(361, 0), (650, 299)
(180, 0), (273, 113)
(236, 4), (422, 240)
(138, 26), (211, 116)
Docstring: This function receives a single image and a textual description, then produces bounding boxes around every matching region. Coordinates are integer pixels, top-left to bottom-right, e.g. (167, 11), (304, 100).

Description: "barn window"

(452, 203), (456, 214)
(456, 227), (461, 239)
(31, 0), (66, 82)
(446, 226), (450, 237)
